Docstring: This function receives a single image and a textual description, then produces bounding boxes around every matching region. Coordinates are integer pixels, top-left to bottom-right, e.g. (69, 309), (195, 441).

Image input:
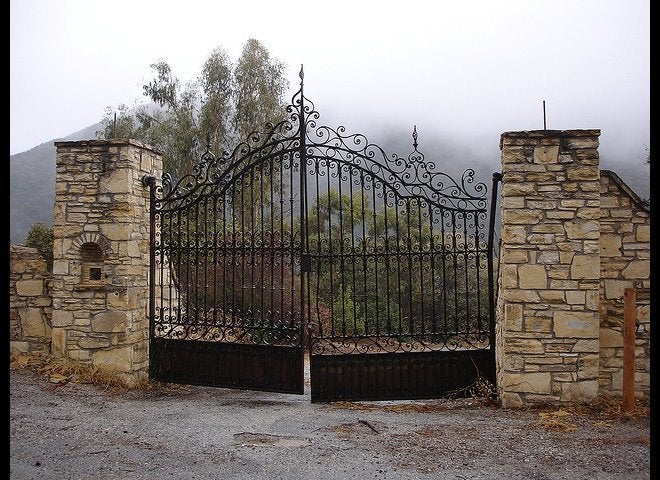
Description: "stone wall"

(598, 170), (650, 398)
(9, 244), (53, 354)
(497, 129), (651, 407)
(497, 130), (602, 407)
(51, 139), (162, 384)
(12, 133), (649, 402)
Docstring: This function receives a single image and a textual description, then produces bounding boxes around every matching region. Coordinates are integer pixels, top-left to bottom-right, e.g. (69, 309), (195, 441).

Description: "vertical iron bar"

(221, 194), (227, 325)
(406, 200), (414, 336)
(203, 196), (208, 327)
(299, 89), (308, 352)
(241, 177), (246, 325)
(360, 172), (367, 336)
(316, 158), (324, 338)
(159, 209), (165, 334)
(474, 210), (483, 333)
(327, 160), (335, 337)
(349, 166), (357, 335)
(337, 162), (346, 336)
(250, 169), (255, 327)
(395, 198), (403, 334)
(145, 176), (156, 343)
(371, 176), (379, 337)
(269, 158), (275, 329)
(429, 205), (437, 335)
(314, 158), (322, 338)
(280, 157), (285, 330)
(418, 200), (425, 335)
(185, 206), (190, 331)
(383, 185), (391, 336)
(451, 211), (458, 334)
(231, 186), (237, 327)
(441, 210), (448, 334)
(212, 196), (218, 325)
(487, 172), (502, 349)
(298, 76), (308, 391)
(175, 211), (180, 326)
(463, 211), (470, 331)
(194, 202), (198, 325)
(260, 163), (265, 326)
(289, 149), (295, 329)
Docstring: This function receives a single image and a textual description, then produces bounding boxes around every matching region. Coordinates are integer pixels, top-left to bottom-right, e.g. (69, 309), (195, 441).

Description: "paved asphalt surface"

(9, 366), (652, 480)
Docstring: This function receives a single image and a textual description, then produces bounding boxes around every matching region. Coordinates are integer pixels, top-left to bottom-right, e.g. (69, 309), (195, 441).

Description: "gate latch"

(301, 253), (312, 273)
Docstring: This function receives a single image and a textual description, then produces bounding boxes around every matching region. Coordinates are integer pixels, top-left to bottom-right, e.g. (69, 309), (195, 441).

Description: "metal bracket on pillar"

(141, 175), (156, 188)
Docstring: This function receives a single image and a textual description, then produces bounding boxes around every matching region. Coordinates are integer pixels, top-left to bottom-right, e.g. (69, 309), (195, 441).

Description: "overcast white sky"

(10, 0), (650, 184)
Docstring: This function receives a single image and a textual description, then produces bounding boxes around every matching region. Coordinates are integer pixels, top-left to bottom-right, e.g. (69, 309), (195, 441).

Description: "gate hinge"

(301, 253), (312, 273)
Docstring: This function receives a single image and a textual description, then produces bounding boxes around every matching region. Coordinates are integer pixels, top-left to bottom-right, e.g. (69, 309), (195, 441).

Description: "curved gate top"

(146, 67), (499, 401)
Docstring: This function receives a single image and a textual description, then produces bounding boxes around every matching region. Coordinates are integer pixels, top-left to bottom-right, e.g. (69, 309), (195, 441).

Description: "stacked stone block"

(599, 170), (650, 399)
(9, 244), (53, 354)
(51, 140), (162, 383)
(497, 130), (601, 407)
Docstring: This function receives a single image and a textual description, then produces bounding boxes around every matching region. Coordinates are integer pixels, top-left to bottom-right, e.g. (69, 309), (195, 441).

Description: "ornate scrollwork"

(151, 77), (494, 357)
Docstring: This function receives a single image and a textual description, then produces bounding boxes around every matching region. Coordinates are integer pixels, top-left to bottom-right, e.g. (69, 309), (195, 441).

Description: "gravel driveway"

(10, 363), (651, 480)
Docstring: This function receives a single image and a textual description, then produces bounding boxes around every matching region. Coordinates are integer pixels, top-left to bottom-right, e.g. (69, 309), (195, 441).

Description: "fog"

(10, 0), (650, 197)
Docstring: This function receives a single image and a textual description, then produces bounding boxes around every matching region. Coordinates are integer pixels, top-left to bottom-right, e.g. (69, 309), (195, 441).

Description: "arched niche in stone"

(68, 233), (113, 287)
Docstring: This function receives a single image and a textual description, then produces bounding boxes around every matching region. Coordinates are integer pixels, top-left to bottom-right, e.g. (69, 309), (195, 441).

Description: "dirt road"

(9, 365), (651, 480)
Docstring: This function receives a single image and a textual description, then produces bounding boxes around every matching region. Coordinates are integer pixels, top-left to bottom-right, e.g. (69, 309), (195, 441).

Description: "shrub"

(25, 223), (53, 271)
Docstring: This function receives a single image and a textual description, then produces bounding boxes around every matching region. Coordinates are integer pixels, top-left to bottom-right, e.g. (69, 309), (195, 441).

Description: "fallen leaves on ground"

(9, 351), (187, 395)
(536, 409), (577, 433)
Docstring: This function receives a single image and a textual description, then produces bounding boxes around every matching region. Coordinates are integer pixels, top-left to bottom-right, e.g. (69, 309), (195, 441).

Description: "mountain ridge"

(10, 122), (102, 244)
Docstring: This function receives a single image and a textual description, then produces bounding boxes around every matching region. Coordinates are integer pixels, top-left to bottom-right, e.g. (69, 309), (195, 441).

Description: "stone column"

(497, 129), (601, 407)
(51, 140), (162, 384)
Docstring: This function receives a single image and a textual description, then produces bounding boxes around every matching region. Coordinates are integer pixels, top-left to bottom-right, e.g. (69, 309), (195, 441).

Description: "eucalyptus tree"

(233, 38), (288, 142)
(98, 38), (289, 182)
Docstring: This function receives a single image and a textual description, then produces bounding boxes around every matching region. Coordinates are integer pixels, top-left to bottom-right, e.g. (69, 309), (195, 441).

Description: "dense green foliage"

(25, 222), (54, 270)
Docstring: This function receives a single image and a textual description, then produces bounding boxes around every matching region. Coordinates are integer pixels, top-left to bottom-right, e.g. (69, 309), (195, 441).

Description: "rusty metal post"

(622, 287), (636, 413)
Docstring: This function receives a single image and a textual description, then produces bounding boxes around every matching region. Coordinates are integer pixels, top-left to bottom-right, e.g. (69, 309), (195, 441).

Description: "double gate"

(146, 73), (499, 402)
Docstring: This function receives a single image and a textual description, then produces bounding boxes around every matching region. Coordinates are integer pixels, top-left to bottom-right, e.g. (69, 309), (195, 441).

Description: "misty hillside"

(10, 122), (102, 244)
(10, 120), (650, 245)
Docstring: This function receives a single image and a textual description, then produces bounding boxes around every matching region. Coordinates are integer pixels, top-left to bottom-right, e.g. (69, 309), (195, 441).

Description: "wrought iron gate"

(146, 69), (499, 400)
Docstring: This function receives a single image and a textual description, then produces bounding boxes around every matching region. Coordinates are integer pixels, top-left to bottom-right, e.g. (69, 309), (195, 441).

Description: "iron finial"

(299, 64), (304, 86)
(205, 131), (212, 152)
(412, 125), (418, 151)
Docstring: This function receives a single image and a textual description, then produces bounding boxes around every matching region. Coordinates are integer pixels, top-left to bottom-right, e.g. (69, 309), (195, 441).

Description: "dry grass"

(332, 401), (456, 413)
(536, 409), (578, 433)
(530, 396), (650, 434)
(330, 375), (499, 413)
(331, 398), (494, 414)
(9, 352), (185, 394)
(588, 396), (651, 420)
(524, 394), (650, 419)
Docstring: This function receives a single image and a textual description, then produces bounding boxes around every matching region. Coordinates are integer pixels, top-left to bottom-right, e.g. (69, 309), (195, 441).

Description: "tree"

(233, 38), (288, 141)
(25, 223), (53, 270)
(97, 39), (289, 181)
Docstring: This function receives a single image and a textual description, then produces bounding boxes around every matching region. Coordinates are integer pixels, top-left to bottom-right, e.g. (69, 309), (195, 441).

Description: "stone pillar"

(497, 129), (601, 407)
(51, 139), (162, 383)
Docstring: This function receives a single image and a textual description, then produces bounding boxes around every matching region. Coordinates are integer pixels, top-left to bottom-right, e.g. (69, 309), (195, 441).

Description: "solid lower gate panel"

(309, 349), (495, 402)
(150, 337), (305, 394)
